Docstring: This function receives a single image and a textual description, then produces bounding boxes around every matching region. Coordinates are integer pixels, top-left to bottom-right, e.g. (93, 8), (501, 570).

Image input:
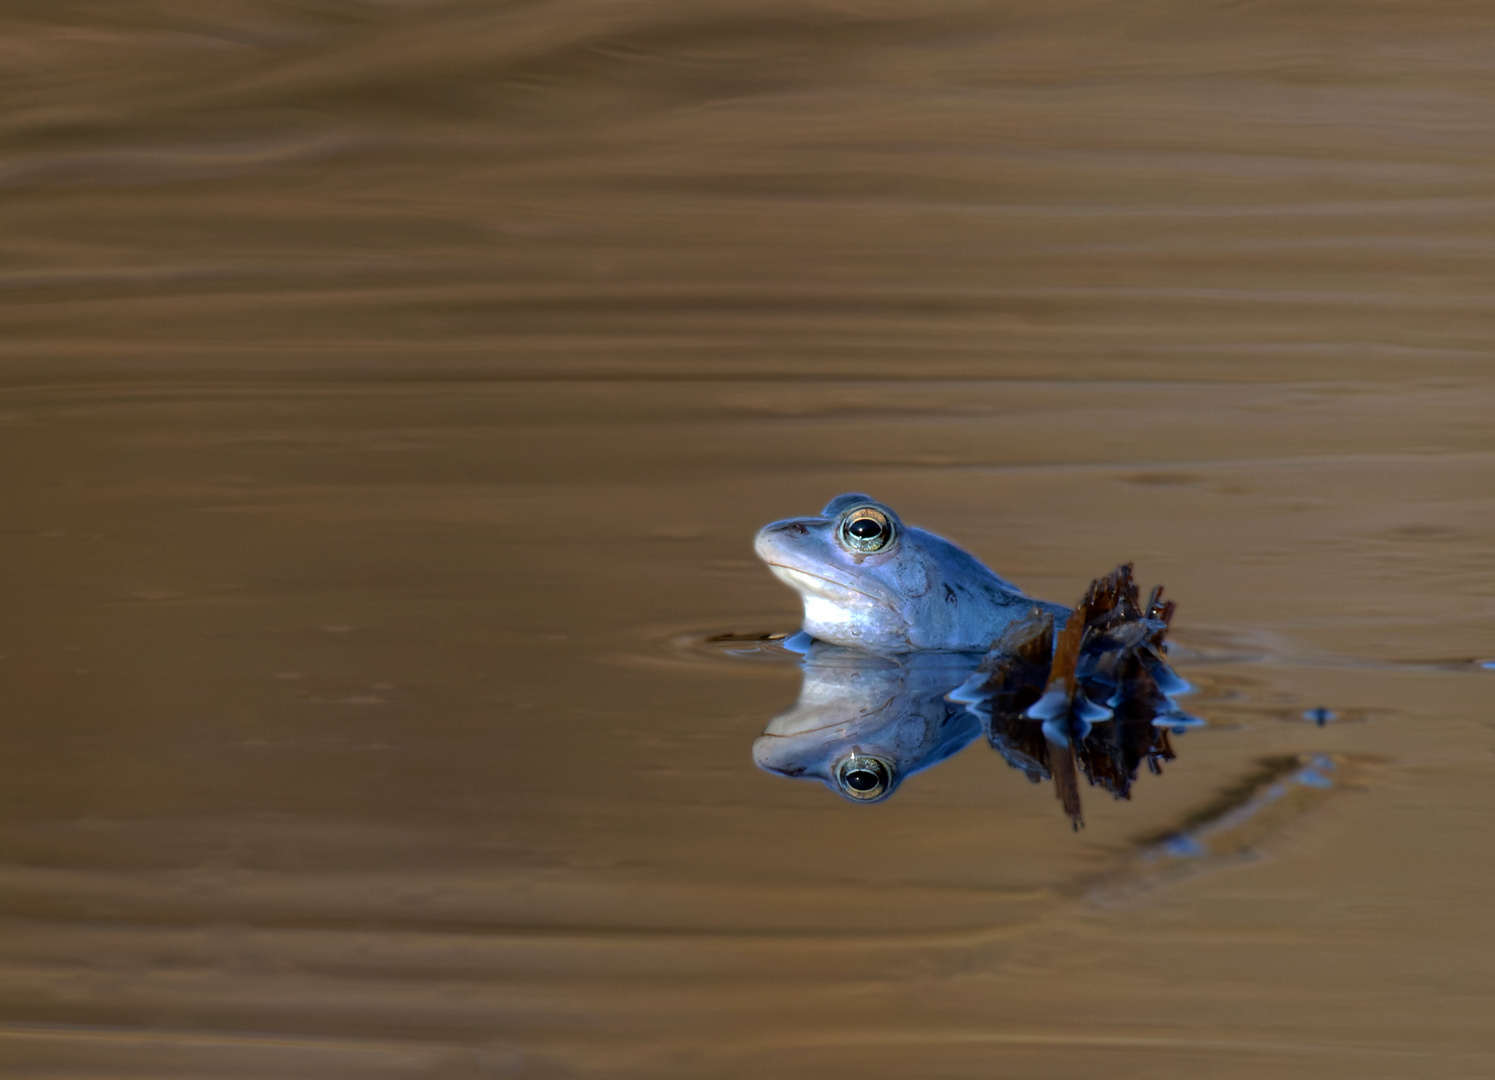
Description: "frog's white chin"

(801, 596), (876, 646)
(807, 592), (908, 643)
(765, 563), (905, 648)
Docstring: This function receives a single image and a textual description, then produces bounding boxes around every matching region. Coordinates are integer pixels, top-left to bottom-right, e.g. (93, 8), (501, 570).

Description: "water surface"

(2, 3), (1495, 1077)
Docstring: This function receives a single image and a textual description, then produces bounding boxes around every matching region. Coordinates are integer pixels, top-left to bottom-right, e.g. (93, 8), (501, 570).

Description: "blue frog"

(755, 493), (1068, 653)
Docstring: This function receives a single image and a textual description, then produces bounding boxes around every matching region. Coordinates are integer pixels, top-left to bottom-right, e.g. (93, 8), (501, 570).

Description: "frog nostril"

(778, 521), (808, 535)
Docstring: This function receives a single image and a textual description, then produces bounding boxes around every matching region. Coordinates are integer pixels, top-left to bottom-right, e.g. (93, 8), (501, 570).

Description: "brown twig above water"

(976, 565), (1190, 829)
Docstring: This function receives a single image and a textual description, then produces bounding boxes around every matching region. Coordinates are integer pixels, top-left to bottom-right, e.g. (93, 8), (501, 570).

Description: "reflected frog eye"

(838, 508), (895, 553)
(836, 754), (892, 801)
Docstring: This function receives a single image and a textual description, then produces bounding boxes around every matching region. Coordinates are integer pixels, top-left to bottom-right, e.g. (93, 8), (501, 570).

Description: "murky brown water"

(2, 2), (1495, 1077)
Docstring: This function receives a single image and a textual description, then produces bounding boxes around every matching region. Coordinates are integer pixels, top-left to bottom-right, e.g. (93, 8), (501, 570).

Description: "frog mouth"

(764, 563), (881, 603)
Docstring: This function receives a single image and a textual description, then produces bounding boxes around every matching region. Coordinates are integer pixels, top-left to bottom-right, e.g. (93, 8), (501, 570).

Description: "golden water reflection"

(2, 2), (1495, 1077)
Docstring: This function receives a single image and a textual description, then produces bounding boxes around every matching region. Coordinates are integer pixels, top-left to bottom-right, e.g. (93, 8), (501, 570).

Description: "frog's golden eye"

(836, 754), (892, 801)
(838, 507), (895, 553)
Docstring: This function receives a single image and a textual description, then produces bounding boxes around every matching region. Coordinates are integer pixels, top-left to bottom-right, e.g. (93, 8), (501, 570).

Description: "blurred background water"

(2, 2), (1494, 1077)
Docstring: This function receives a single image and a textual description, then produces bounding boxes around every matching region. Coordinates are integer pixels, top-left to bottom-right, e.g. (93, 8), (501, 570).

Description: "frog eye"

(836, 754), (893, 801)
(838, 507), (895, 553)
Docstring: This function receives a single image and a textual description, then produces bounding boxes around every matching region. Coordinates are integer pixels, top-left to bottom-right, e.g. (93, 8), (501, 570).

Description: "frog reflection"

(752, 645), (982, 803)
(755, 565), (1197, 824)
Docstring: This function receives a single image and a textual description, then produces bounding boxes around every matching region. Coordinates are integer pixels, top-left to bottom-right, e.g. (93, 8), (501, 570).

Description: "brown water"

(3, 2), (1495, 1077)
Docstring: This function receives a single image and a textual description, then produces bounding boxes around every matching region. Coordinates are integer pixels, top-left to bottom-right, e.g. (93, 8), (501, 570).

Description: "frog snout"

(754, 519), (814, 561)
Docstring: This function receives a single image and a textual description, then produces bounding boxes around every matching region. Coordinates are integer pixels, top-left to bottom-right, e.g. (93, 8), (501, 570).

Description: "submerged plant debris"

(959, 564), (1198, 829)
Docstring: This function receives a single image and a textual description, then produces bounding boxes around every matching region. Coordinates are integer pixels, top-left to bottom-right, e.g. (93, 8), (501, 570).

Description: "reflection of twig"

(1132, 755), (1304, 847)
(1085, 754), (1365, 907)
(1049, 739), (1083, 829)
